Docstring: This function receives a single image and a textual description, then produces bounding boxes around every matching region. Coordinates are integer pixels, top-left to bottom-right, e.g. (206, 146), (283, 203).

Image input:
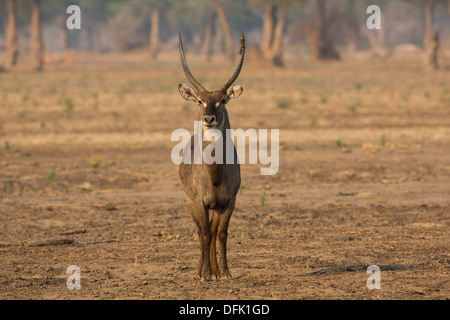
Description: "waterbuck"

(177, 33), (245, 281)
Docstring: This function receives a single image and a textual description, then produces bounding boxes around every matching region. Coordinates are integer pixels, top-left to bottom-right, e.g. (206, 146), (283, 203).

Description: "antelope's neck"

(201, 110), (231, 186)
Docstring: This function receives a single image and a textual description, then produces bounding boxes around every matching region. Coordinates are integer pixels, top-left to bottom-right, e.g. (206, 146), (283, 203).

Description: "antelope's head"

(178, 33), (245, 131)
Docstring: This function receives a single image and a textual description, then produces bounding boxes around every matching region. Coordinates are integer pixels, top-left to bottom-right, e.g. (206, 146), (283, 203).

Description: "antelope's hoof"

(220, 270), (232, 280)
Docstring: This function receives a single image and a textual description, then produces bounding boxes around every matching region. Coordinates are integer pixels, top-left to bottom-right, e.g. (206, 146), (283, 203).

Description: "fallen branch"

(83, 240), (116, 245)
(60, 229), (86, 236)
(92, 203), (118, 211)
(0, 238), (116, 248)
(19, 239), (74, 247)
(300, 264), (428, 277)
(0, 242), (13, 248)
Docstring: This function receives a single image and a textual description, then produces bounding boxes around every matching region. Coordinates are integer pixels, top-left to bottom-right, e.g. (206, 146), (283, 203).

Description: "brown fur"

(178, 33), (245, 281)
(179, 96), (240, 281)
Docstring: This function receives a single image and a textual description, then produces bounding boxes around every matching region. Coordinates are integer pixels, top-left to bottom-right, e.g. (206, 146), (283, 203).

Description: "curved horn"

(219, 32), (245, 93)
(179, 33), (206, 93)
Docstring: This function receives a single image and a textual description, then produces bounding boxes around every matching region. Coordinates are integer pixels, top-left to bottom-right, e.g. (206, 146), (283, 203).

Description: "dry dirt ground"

(0, 51), (449, 300)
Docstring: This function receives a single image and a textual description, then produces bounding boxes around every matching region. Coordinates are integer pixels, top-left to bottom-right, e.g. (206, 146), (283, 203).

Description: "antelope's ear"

(178, 83), (200, 103)
(226, 85), (243, 101)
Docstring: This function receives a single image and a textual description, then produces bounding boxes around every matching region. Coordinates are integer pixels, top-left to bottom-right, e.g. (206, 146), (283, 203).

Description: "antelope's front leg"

(196, 228), (203, 278)
(188, 200), (211, 281)
(218, 199), (235, 280)
(200, 227), (212, 281)
(210, 212), (221, 279)
(198, 206), (213, 282)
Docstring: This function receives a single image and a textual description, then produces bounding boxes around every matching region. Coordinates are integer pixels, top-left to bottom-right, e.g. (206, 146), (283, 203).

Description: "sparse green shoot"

(64, 98), (74, 115)
(45, 167), (56, 182)
(259, 187), (268, 207)
(276, 97), (291, 109)
(380, 134), (387, 146)
(89, 157), (101, 169)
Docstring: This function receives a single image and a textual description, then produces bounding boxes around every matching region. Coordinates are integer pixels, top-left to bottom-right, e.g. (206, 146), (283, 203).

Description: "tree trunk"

(214, 0), (234, 62)
(422, 0), (444, 70)
(261, 1), (275, 61)
(60, 15), (70, 51)
(202, 11), (217, 63)
(366, 22), (385, 53)
(311, 0), (339, 60)
(261, 0), (288, 67)
(4, 0), (19, 69)
(345, 0), (361, 55)
(424, 29), (439, 70)
(423, 0), (436, 50)
(215, 24), (224, 55)
(30, 0), (44, 71)
(92, 22), (102, 53)
(149, 4), (160, 60)
(271, 2), (288, 66)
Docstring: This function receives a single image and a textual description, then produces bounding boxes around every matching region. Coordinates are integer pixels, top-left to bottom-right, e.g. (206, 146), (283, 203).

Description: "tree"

(107, 0), (169, 57)
(342, 0), (362, 55)
(202, 11), (217, 62)
(42, 0), (74, 51)
(4, 0), (19, 69)
(261, 0), (289, 66)
(421, 0), (447, 70)
(423, 0), (438, 69)
(214, 0), (234, 62)
(423, 0), (436, 49)
(30, 0), (44, 71)
(311, 0), (340, 60)
(149, 1), (161, 59)
(202, 0), (260, 62)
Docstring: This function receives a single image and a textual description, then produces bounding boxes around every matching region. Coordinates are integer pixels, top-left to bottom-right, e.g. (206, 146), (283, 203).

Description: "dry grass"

(0, 51), (449, 300)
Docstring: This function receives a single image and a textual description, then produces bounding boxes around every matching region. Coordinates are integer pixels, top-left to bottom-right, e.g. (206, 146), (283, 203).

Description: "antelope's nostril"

(203, 115), (216, 124)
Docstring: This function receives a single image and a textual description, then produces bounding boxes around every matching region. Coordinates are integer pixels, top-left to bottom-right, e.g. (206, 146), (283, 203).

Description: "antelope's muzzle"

(203, 115), (216, 127)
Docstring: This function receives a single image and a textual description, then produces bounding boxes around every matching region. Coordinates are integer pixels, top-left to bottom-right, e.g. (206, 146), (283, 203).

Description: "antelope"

(177, 32), (245, 281)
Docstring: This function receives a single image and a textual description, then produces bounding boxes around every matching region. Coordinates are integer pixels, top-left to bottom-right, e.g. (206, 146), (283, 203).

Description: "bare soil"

(0, 52), (449, 299)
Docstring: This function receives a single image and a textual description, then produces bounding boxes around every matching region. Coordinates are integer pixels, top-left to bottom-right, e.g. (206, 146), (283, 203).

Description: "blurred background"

(0, 0), (449, 71)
